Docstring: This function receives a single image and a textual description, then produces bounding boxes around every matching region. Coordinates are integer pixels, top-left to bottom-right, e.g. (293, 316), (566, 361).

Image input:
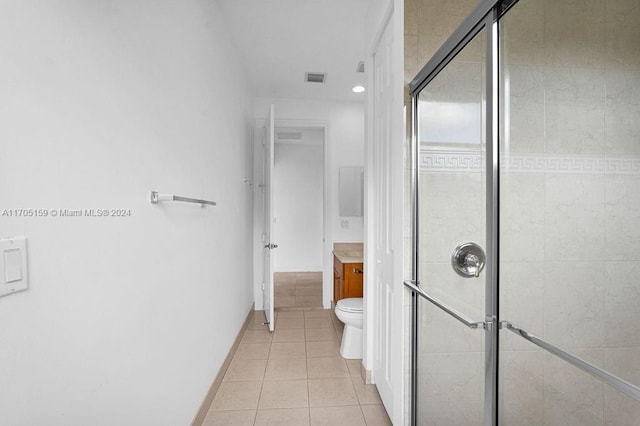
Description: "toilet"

(334, 297), (364, 359)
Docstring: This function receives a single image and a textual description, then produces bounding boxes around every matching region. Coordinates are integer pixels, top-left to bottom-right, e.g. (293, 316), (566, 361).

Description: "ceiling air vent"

(356, 61), (365, 73)
(305, 72), (327, 83)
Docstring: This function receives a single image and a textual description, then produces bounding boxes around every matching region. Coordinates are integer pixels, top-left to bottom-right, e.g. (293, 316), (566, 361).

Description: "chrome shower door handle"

(451, 242), (486, 278)
(463, 253), (481, 277)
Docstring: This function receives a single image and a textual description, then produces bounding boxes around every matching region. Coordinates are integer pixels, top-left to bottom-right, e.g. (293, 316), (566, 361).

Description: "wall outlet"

(341, 219), (349, 229)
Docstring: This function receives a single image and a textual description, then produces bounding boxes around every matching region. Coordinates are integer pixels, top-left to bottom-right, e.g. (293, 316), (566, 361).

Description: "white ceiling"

(218, 0), (369, 102)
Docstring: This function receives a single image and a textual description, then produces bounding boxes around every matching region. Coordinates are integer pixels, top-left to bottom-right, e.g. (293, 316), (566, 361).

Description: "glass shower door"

(413, 27), (490, 425)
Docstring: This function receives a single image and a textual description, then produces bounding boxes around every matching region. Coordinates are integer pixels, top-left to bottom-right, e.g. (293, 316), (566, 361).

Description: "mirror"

(339, 167), (364, 217)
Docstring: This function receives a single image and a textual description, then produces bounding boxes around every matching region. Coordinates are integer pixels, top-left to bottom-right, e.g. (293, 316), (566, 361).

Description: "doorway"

(272, 127), (325, 310)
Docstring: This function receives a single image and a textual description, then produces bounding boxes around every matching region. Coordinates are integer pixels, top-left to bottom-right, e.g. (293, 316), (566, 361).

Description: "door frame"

(253, 119), (331, 312)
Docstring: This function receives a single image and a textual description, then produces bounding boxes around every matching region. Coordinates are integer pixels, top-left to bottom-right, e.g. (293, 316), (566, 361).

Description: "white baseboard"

(191, 303), (256, 426)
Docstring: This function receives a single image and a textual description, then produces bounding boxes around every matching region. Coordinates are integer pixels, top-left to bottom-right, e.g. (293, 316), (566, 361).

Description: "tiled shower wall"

(405, 0), (640, 424)
(499, 1), (640, 423)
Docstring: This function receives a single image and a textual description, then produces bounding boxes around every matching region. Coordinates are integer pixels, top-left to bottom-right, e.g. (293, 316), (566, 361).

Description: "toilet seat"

(336, 298), (363, 314)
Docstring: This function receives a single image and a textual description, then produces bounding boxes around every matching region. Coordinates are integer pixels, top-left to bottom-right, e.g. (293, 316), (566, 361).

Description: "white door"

(371, 15), (396, 414)
(262, 104), (276, 331)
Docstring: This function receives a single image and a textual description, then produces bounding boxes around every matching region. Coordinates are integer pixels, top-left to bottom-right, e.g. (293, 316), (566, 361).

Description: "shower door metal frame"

(407, 0), (640, 425)
(408, 0), (503, 425)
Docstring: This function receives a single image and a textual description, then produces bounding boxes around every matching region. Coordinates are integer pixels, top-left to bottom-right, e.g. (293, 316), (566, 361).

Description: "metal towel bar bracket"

(149, 191), (217, 207)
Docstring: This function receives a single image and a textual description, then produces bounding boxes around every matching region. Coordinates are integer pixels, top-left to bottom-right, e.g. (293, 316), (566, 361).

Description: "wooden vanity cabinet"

(333, 255), (364, 303)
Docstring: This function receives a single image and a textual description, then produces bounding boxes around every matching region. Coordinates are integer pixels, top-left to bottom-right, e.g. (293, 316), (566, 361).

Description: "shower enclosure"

(406, 0), (640, 424)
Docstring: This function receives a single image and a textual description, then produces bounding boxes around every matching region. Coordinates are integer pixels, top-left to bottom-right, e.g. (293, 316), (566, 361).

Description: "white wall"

(0, 2), (254, 425)
(274, 130), (324, 272)
(253, 98), (365, 309)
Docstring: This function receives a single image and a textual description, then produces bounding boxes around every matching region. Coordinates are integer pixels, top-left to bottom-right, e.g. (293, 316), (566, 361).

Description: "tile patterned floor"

(203, 308), (392, 425)
(274, 272), (323, 309)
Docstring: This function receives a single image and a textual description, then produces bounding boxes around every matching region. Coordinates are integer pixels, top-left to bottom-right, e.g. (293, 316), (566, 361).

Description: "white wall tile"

(500, 172), (545, 261)
(501, 0), (545, 66)
(544, 262), (605, 349)
(604, 262), (640, 347)
(419, 396), (483, 426)
(605, 173), (640, 260)
(543, 349), (605, 426)
(604, 347), (640, 425)
(605, 0), (640, 69)
(544, 67), (606, 155)
(543, 0), (605, 69)
(605, 70), (640, 155)
(499, 350), (545, 425)
(545, 172), (605, 262)
(501, 65), (545, 154)
(419, 172), (484, 263)
(500, 262), (544, 350)
(418, 352), (484, 400)
(415, 0), (478, 68)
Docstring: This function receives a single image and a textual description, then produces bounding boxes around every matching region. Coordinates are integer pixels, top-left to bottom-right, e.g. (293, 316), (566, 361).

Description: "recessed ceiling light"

(352, 85), (365, 93)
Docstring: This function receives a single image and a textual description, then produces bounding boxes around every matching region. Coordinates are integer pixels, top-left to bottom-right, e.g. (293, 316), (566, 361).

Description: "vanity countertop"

(333, 242), (364, 264)
(333, 251), (363, 263)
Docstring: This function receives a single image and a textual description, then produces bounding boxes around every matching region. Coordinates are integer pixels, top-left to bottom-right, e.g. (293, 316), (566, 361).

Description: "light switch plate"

(0, 237), (28, 298)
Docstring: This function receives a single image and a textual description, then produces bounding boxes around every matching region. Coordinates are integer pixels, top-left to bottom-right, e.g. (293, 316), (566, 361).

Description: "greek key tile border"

(419, 150), (640, 175)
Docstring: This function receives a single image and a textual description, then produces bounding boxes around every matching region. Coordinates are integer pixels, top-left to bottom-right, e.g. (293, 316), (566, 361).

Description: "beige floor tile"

(241, 329), (272, 344)
(296, 286), (322, 297)
(309, 406), (365, 426)
(352, 380), (383, 405)
(306, 341), (340, 358)
(254, 407), (310, 425)
(234, 343), (271, 360)
(296, 271), (322, 280)
(275, 317), (305, 330)
(269, 342), (306, 358)
(308, 378), (358, 407)
(345, 359), (363, 379)
(296, 296), (322, 307)
(223, 359), (267, 382)
(264, 357), (307, 380)
(275, 286), (296, 297)
(251, 310), (266, 320)
(304, 309), (332, 318)
(275, 296), (296, 308)
(296, 282), (322, 290)
(246, 319), (269, 330)
(272, 328), (305, 343)
(210, 381), (262, 411)
(274, 272), (297, 284)
(276, 310), (305, 320)
(307, 357), (349, 379)
(202, 409), (256, 425)
(305, 328), (338, 342)
(331, 317), (344, 330)
(258, 379), (309, 409)
(360, 404), (392, 425)
(305, 317), (334, 329)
